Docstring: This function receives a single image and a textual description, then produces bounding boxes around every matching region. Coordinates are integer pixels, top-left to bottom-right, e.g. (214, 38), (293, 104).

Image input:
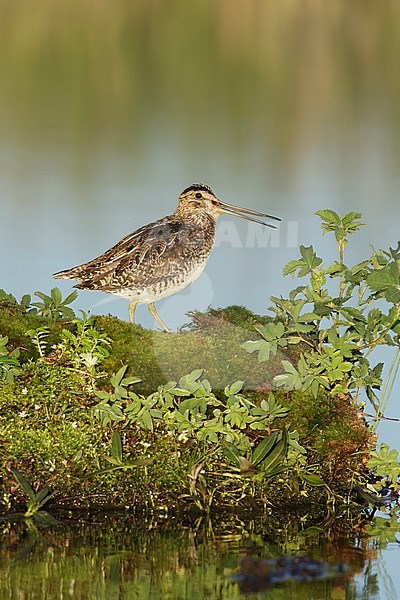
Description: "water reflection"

(0, 511), (398, 599)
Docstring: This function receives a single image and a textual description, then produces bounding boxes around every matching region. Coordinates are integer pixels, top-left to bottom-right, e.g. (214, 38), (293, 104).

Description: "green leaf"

(261, 428), (288, 473)
(111, 365), (128, 387)
(111, 430), (123, 463)
(63, 290), (79, 305)
(300, 473), (325, 487)
(298, 312), (319, 322)
(179, 397), (202, 414)
(241, 340), (264, 354)
(21, 294), (31, 308)
(251, 432), (278, 466)
(367, 265), (400, 303)
(34, 486), (51, 505)
(51, 287), (62, 305)
(140, 409), (154, 431)
(315, 209), (341, 226)
(179, 370), (203, 386)
(11, 469), (36, 503)
(33, 291), (49, 302)
(283, 246), (323, 277)
(225, 380), (244, 396)
(223, 443), (240, 465)
(262, 465), (287, 478)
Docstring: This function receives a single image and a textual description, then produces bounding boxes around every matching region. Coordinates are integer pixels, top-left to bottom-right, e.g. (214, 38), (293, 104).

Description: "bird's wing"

(74, 217), (191, 288)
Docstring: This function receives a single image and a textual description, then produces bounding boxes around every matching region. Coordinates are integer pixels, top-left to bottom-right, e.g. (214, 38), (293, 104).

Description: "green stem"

(361, 322), (398, 355)
(371, 347), (400, 433)
(337, 238), (346, 315)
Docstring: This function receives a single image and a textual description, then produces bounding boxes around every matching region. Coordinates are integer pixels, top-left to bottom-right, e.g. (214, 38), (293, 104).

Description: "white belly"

(116, 259), (208, 304)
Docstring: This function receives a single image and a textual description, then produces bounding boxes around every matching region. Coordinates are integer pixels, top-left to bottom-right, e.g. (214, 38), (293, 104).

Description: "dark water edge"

(0, 507), (389, 599)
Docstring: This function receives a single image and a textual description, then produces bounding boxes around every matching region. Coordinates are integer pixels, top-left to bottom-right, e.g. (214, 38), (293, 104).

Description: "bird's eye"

(195, 192), (202, 199)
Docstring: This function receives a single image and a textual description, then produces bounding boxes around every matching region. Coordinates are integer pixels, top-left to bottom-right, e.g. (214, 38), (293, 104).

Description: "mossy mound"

(95, 314), (286, 393)
(0, 301), (376, 512)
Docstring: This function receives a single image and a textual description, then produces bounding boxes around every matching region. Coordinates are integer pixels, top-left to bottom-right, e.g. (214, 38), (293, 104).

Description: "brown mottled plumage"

(53, 184), (280, 331)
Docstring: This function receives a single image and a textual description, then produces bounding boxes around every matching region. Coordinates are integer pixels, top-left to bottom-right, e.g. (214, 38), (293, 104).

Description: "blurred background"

(1, 0), (399, 441)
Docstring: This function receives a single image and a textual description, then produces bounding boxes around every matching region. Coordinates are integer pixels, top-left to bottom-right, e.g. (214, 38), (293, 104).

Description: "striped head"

(176, 183), (281, 228)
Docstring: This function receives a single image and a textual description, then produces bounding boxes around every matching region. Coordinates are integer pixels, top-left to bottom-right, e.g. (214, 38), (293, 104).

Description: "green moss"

(93, 316), (165, 392)
(95, 310), (284, 393)
(283, 390), (374, 489)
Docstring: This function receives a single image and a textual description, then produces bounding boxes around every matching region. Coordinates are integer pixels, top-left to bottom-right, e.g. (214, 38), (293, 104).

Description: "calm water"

(1, 2), (400, 594)
(0, 511), (399, 600)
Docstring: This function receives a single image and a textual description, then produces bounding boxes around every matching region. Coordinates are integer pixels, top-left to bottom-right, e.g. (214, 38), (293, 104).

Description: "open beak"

(215, 199), (281, 229)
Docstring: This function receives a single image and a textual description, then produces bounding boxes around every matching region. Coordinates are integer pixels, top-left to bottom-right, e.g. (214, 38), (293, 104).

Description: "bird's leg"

(128, 299), (139, 324)
(148, 302), (171, 333)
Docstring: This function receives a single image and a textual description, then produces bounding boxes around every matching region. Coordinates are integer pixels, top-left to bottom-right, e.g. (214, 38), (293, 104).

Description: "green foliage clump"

(28, 288), (78, 321)
(93, 368), (293, 478)
(0, 293), (67, 362)
(243, 211), (400, 420)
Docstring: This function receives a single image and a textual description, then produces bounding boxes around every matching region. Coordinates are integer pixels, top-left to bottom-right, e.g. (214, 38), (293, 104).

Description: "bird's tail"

(53, 267), (82, 282)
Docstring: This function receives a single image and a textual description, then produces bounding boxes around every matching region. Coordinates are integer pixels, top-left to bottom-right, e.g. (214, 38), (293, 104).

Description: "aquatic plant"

(97, 429), (152, 474)
(10, 469), (54, 518)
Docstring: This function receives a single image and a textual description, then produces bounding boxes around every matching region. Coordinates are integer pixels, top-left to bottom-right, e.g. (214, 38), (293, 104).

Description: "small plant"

(245, 427), (289, 476)
(58, 312), (111, 387)
(93, 365), (142, 425)
(0, 336), (21, 382)
(30, 287), (78, 321)
(97, 429), (152, 474)
(183, 463), (216, 514)
(94, 369), (291, 452)
(10, 469), (54, 518)
(26, 326), (50, 358)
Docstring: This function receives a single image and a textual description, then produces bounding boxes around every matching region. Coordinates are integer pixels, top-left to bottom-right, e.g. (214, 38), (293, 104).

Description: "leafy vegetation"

(0, 210), (398, 511)
(243, 210), (400, 421)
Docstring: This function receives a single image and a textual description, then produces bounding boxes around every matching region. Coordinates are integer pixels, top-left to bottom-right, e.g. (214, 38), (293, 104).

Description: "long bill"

(215, 199), (281, 229)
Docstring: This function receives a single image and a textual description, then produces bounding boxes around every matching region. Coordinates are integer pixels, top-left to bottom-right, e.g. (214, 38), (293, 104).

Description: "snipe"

(53, 184), (280, 331)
